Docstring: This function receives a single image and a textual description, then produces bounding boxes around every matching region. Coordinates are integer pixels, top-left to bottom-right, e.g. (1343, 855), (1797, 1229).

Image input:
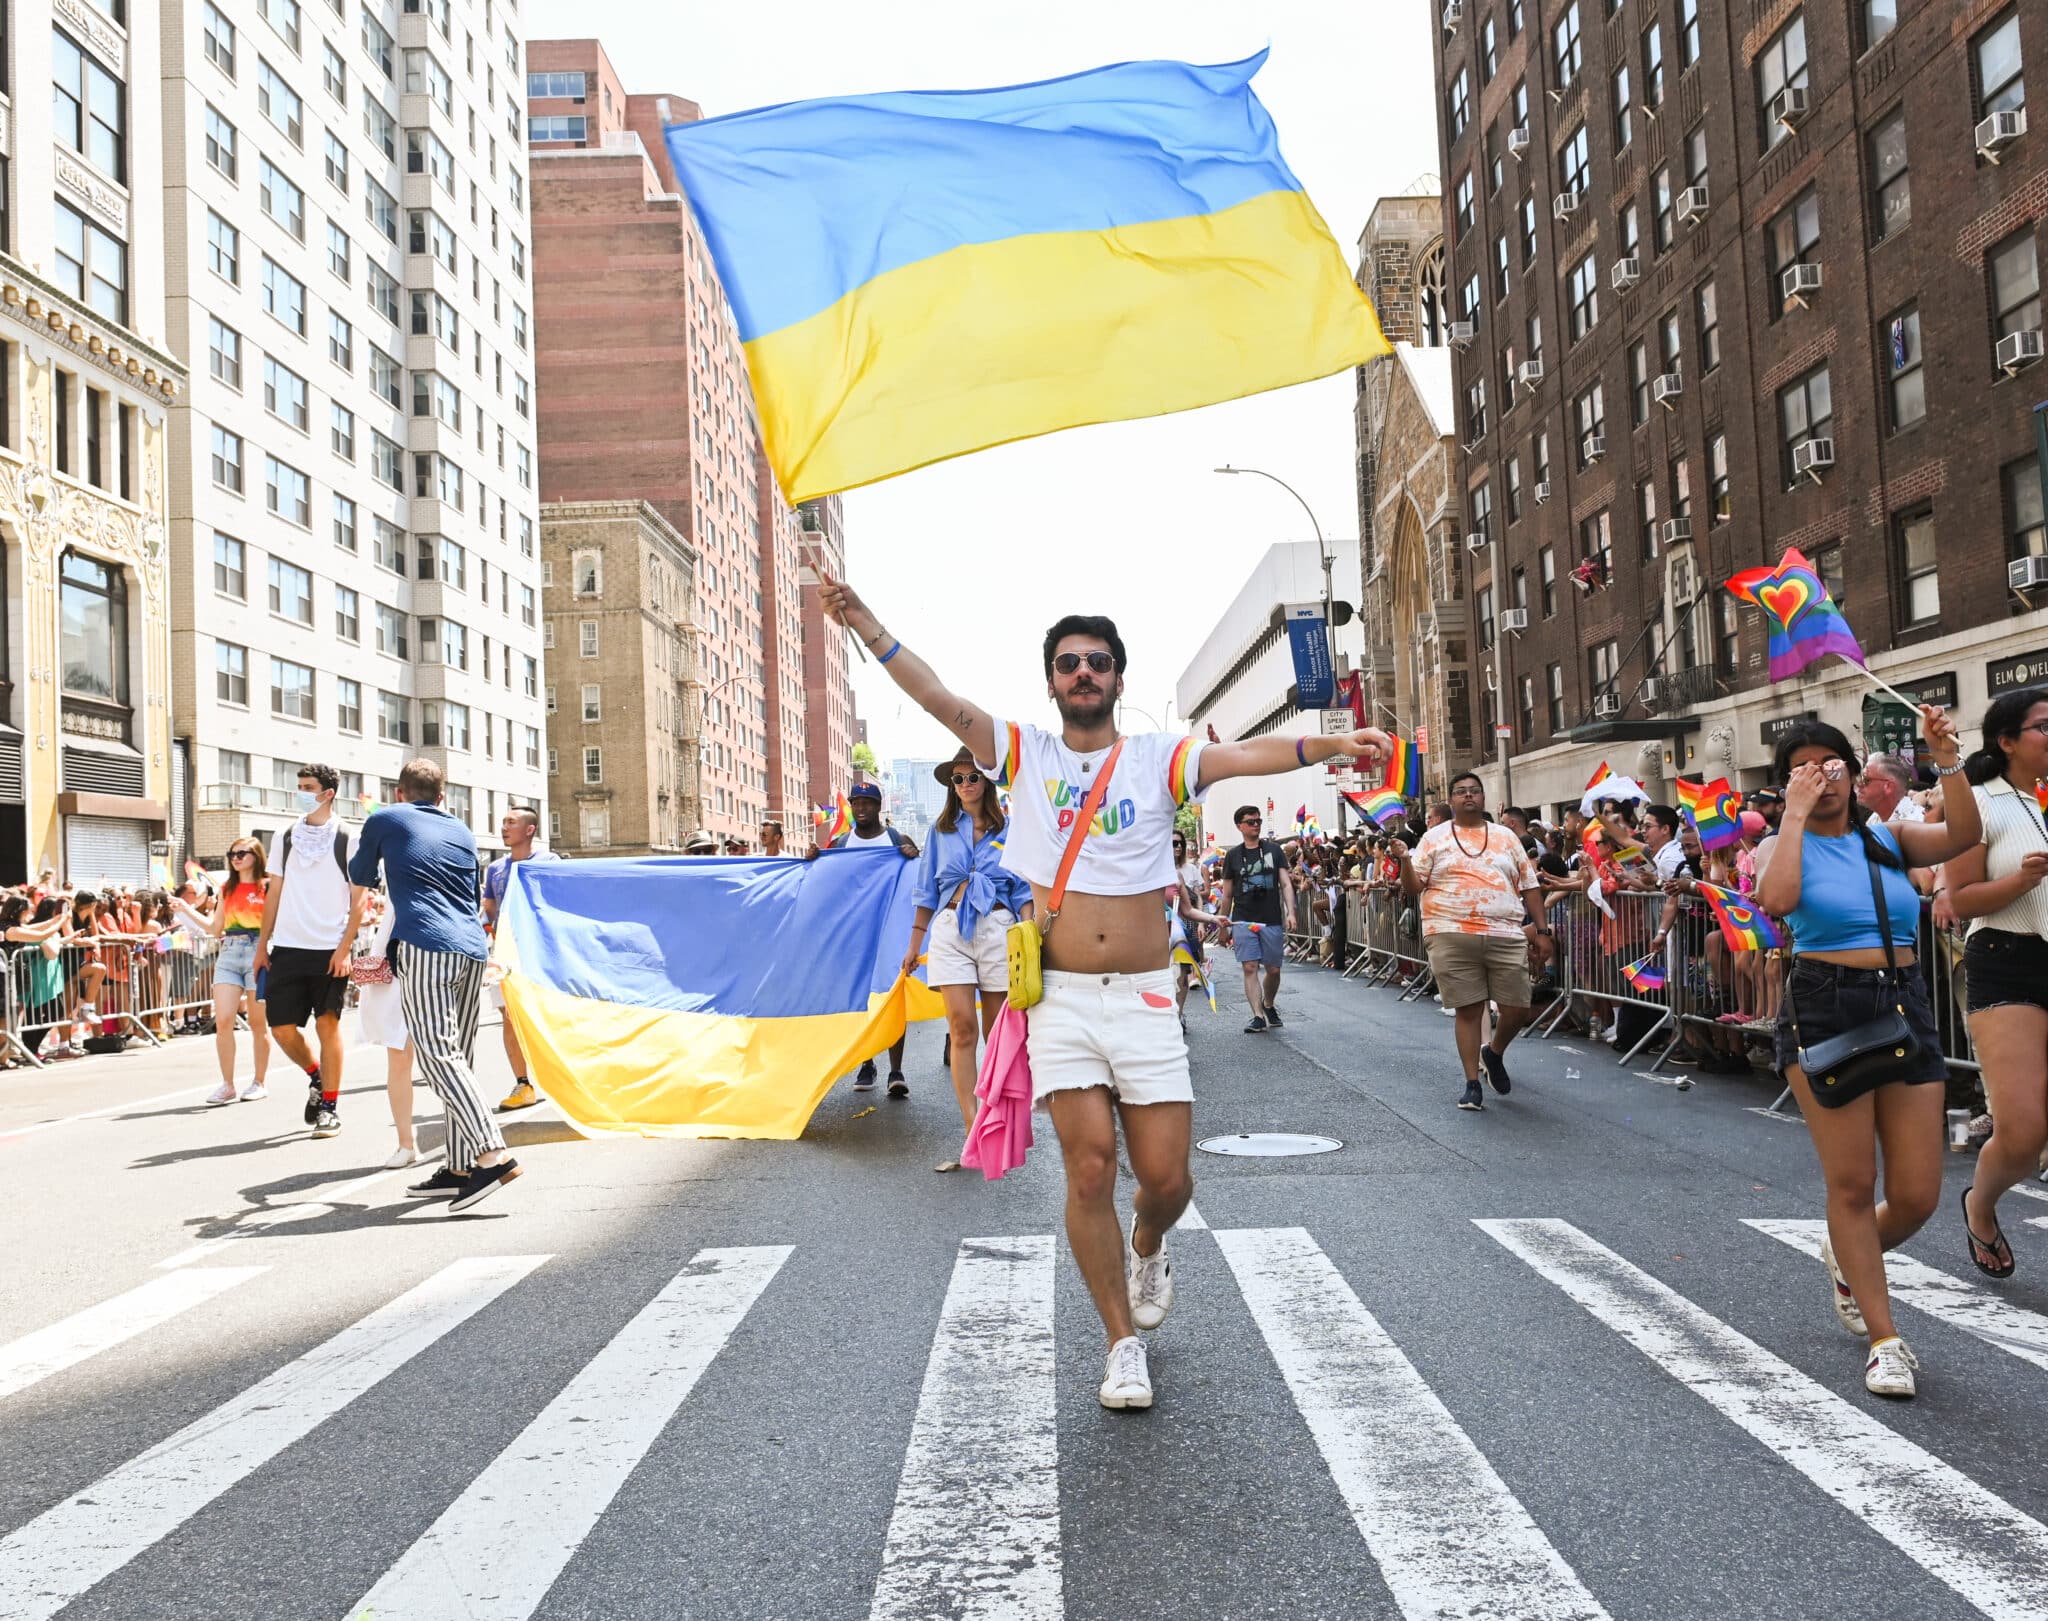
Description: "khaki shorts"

(1425, 931), (1532, 1011)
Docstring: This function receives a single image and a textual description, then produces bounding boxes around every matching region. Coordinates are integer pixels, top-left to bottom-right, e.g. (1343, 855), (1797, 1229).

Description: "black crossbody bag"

(1792, 850), (1919, 1108)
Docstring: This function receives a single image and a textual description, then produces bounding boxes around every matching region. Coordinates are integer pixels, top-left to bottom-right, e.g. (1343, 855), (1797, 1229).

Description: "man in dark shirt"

(349, 757), (521, 1213)
(1216, 805), (1293, 1033)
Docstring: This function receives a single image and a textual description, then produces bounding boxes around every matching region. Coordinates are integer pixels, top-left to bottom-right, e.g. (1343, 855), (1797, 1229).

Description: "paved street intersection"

(4, 969), (2047, 1620)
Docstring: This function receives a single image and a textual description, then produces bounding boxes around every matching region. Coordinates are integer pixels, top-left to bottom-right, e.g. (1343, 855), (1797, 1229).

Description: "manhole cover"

(1197, 1132), (1343, 1158)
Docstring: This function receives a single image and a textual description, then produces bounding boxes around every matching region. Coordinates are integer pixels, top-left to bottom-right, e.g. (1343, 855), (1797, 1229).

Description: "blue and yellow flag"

(496, 852), (944, 1140)
(664, 51), (1388, 501)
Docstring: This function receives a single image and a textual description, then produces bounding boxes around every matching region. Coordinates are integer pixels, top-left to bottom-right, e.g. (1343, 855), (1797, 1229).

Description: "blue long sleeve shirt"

(913, 822), (1030, 943)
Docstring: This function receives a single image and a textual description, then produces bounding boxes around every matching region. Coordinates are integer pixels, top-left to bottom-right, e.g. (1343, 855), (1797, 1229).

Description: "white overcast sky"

(527, 0), (1440, 764)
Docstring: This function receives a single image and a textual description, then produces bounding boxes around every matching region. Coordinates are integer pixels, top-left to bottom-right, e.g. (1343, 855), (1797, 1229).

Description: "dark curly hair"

(1041, 614), (1127, 679)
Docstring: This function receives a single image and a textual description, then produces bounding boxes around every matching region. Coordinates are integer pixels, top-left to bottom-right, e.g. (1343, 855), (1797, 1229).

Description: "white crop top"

(979, 718), (1206, 898)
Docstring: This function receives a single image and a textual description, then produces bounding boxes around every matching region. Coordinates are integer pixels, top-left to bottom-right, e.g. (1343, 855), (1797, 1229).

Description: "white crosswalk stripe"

(1480, 1218), (2048, 1621)
(1215, 1227), (1611, 1621)
(870, 1235), (1061, 1621)
(0, 1254), (547, 1621)
(1747, 1219), (2048, 1374)
(353, 1246), (790, 1621)
(0, 1267), (265, 1402)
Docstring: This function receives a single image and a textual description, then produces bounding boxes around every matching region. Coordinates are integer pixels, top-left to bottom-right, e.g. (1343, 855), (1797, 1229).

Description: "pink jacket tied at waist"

(960, 1001), (1033, 1180)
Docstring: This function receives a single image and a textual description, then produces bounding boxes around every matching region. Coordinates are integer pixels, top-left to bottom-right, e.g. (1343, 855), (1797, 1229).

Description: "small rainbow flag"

(1674, 776), (1744, 851)
(1378, 734), (1421, 797)
(2034, 779), (2048, 816)
(824, 790), (853, 843)
(1725, 546), (1866, 682)
(1345, 788), (1407, 828)
(1171, 942), (1217, 1010)
(184, 859), (206, 882)
(1621, 951), (1667, 991)
(1585, 762), (1613, 792)
(1699, 883), (1784, 952)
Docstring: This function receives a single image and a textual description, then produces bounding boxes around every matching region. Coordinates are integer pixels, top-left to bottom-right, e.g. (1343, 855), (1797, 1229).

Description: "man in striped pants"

(349, 758), (523, 1213)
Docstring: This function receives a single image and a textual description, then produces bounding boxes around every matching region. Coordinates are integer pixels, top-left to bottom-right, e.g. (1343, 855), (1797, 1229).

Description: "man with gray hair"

(1857, 753), (1924, 823)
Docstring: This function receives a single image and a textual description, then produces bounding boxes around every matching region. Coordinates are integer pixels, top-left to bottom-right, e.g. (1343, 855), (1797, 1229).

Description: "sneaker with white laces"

(205, 1082), (237, 1105)
(1127, 1216), (1174, 1331)
(238, 1078), (268, 1102)
(1819, 1235), (1866, 1337)
(1865, 1335), (1919, 1399)
(1098, 1335), (1153, 1410)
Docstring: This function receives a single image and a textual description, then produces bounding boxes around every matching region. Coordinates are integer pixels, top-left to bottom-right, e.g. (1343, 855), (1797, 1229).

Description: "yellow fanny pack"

(1007, 739), (1125, 1009)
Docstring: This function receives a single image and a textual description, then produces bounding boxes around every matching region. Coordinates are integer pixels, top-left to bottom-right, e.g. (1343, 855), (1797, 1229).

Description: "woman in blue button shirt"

(903, 748), (1033, 1171)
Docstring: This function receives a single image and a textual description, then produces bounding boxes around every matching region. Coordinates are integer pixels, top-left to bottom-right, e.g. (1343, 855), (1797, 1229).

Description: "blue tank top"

(1783, 822), (1919, 954)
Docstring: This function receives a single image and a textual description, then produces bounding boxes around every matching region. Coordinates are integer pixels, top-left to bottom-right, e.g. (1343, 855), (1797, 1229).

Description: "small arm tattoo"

(953, 709), (971, 730)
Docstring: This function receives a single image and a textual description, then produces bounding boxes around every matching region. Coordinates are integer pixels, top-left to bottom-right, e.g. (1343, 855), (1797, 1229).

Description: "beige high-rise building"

(0, 1), (183, 886)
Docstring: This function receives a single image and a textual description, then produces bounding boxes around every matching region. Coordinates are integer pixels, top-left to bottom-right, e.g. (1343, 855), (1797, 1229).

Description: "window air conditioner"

(1583, 433), (1607, 463)
(1500, 608), (1530, 632)
(1594, 694), (1622, 719)
(1996, 329), (2044, 374)
(1677, 185), (1709, 224)
(1553, 190), (1584, 219)
(1518, 359), (1545, 388)
(1464, 532), (1491, 554)
(1508, 124), (1531, 158)
(1771, 86), (1810, 133)
(1640, 677), (1663, 704)
(1610, 256), (1641, 291)
(1443, 1), (1465, 31)
(2010, 556), (2048, 593)
(1781, 261), (1823, 307)
(1792, 436), (1835, 480)
(1652, 372), (1683, 406)
(1449, 321), (1477, 346)
(1533, 480), (1553, 505)
(1977, 108), (2026, 163)
(1660, 517), (1692, 546)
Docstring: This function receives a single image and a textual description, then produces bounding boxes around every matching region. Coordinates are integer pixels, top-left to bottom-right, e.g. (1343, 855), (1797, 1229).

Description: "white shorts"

(925, 906), (1015, 991)
(1026, 967), (1192, 1109)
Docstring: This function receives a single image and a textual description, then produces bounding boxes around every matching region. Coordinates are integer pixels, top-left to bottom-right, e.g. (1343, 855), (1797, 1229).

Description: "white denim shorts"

(1026, 967), (1192, 1109)
(925, 906), (1015, 992)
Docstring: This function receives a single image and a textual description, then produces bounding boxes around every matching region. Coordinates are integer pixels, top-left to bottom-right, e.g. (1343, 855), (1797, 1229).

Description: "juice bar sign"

(1989, 650), (2048, 698)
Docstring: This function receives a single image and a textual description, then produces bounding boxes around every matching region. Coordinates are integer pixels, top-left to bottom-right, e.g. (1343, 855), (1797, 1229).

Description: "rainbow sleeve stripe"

(1674, 776), (1744, 851)
(663, 52), (1389, 501)
(1378, 736), (1421, 798)
(1725, 545), (1866, 682)
(1167, 737), (1196, 806)
(994, 722), (1022, 790)
(1700, 884), (1784, 952)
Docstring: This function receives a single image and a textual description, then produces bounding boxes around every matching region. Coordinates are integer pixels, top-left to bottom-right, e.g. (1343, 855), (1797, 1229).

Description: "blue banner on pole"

(1284, 602), (1335, 707)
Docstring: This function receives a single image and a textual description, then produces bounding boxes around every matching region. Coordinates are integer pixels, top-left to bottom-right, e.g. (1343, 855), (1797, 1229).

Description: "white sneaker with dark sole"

(1128, 1216), (1174, 1331)
(1819, 1235), (1866, 1337)
(1865, 1335), (1919, 1399)
(1098, 1335), (1153, 1410)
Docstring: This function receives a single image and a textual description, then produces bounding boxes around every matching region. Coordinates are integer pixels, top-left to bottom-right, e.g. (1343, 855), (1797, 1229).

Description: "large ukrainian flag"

(495, 851), (944, 1140)
(664, 51), (1389, 502)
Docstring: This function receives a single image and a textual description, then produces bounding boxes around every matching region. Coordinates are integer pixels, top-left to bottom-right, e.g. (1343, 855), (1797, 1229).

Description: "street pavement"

(4, 969), (2048, 1620)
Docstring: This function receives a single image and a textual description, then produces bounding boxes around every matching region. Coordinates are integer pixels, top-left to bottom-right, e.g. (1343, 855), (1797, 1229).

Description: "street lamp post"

(1215, 464), (1333, 627)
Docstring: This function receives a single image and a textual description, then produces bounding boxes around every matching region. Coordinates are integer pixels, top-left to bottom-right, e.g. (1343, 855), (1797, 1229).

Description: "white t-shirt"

(1652, 839), (1686, 882)
(844, 826), (898, 850)
(271, 815), (353, 951)
(979, 719), (1205, 897)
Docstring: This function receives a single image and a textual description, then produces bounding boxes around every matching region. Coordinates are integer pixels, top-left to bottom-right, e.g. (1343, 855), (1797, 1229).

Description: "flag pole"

(1858, 664), (1929, 716)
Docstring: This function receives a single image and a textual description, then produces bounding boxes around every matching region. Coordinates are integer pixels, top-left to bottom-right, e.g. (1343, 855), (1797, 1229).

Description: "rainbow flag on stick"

(1674, 777), (1744, 851)
(1344, 788), (1407, 828)
(1621, 952), (1668, 992)
(1725, 546), (1931, 715)
(1584, 763), (1613, 792)
(823, 791), (853, 844)
(1698, 884), (1784, 952)
(1377, 735), (1422, 798)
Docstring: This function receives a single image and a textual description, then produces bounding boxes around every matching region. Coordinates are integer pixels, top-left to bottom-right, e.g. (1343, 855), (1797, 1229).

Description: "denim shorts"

(1965, 928), (2048, 1015)
(215, 933), (258, 991)
(1773, 957), (1947, 1085)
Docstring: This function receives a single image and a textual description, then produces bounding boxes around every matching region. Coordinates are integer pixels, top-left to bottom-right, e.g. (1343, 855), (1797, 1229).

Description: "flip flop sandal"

(933, 1160), (962, 1174)
(1962, 1185), (2017, 1280)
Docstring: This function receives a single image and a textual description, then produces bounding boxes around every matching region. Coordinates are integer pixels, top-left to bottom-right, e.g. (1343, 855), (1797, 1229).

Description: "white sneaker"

(382, 1145), (421, 1169)
(1127, 1216), (1174, 1331)
(1098, 1335), (1153, 1410)
(1865, 1335), (1919, 1399)
(205, 1082), (237, 1106)
(239, 1079), (268, 1102)
(1819, 1235), (1866, 1337)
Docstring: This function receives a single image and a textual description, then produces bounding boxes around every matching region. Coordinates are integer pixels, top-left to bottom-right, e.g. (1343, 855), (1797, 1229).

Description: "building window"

(268, 557), (313, 624)
(216, 642), (248, 706)
(2007, 456), (2047, 559)
(331, 403), (355, 461)
(529, 113), (588, 143)
(265, 457), (311, 526)
(545, 684), (557, 714)
(204, 2), (238, 76)
(329, 311), (353, 371)
(206, 212), (240, 285)
(1630, 341), (1651, 425)
(213, 532), (246, 598)
(263, 357), (309, 431)
(579, 619), (598, 657)
(1861, 1), (1897, 51)
(1573, 383), (1605, 466)
(1447, 67), (1471, 141)
(1695, 280), (1720, 372)
(333, 494), (357, 552)
(362, 9), (395, 76)
(367, 262), (399, 325)
(583, 747), (603, 785)
(1896, 508), (1939, 626)
(1545, 663), (1564, 734)
(1989, 229), (2040, 342)
(377, 689), (409, 743)
(520, 585), (536, 627)
(1618, 202), (1640, 265)
(211, 426), (243, 492)
(1539, 545), (1557, 617)
(573, 551), (602, 596)
(324, 39), (347, 103)
(337, 677), (362, 733)
(1589, 638), (1619, 701)
(258, 59), (304, 146)
(372, 431), (403, 490)
(375, 602), (407, 658)
(1534, 431), (1551, 490)
(1611, 64), (1632, 152)
(370, 345), (402, 407)
(208, 318), (242, 390)
(1766, 188), (1820, 319)
(1976, 9), (2025, 121)
(1708, 433), (1730, 522)
(1567, 253), (1599, 342)
(1643, 18), (1665, 108)
(262, 257), (307, 334)
(1684, 123), (1708, 192)
(580, 682), (601, 722)
(1553, 2), (1582, 90)
(1518, 674), (1535, 742)
(1559, 124), (1590, 197)
(53, 202), (126, 325)
(271, 657), (315, 721)
(1506, 454), (1524, 523)
(259, 158), (305, 238)
(1519, 194), (1538, 266)
(1671, 456), (1692, 523)
(1658, 308), (1682, 378)
(1777, 366), (1833, 486)
(326, 223), (352, 285)
(1637, 476), (1659, 561)
(1651, 166), (1674, 253)
(323, 130), (350, 194)
(1476, 585), (1496, 651)
(335, 584), (359, 642)
(1464, 378), (1488, 442)
(205, 105), (239, 181)
(1885, 306), (1925, 431)
(1455, 171), (1474, 239)
(54, 28), (126, 182)
(59, 551), (127, 703)
(1869, 108), (1909, 243)
(1581, 509), (1613, 578)
(1677, 0), (1700, 67)
(1756, 14), (1808, 152)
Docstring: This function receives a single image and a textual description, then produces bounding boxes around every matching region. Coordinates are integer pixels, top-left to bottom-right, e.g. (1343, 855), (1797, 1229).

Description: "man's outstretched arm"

(1196, 728), (1394, 796)
(817, 571), (996, 765)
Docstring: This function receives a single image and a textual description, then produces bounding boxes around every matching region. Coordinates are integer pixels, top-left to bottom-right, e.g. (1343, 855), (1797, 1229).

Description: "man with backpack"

(254, 763), (364, 1139)
(1216, 805), (1293, 1033)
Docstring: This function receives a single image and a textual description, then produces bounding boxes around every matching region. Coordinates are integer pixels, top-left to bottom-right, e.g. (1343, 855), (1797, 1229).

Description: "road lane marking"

(352, 1246), (789, 1621)
(1174, 1201), (1209, 1231)
(1215, 1227), (1611, 1621)
(869, 1235), (1060, 1621)
(1479, 1218), (2048, 1621)
(0, 1268), (266, 1402)
(2010, 1182), (2048, 1204)
(0, 1254), (546, 1621)
(1747, 1219), (2048, 1374)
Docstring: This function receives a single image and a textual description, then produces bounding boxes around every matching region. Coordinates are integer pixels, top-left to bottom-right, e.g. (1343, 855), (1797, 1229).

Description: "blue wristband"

(877, 639), (902, 664)
(1296, 737), (1310, 766)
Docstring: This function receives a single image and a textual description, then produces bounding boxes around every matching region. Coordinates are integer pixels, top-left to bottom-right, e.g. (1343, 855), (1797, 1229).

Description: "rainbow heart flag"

(1674, 777), (1744, 851)
(1621, 951), (1667, 991)
(1378, 735), (1421, 798)
(1698, 884), (1784, 952)
(1725, 546), (1866, 682)
(1344, 788), (1407, 828)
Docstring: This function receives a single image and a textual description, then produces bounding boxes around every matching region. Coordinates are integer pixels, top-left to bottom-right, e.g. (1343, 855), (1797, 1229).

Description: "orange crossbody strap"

(1044, 738), (1126, 928)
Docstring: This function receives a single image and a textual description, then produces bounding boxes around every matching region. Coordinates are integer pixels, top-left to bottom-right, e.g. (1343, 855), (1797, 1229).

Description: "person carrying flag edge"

(819, 569), (1392, 1411)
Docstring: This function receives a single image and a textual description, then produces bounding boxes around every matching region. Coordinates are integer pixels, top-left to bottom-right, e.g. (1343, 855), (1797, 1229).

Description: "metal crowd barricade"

(1535, 889), (1676, 1065)
(1, 931), (226, 1067)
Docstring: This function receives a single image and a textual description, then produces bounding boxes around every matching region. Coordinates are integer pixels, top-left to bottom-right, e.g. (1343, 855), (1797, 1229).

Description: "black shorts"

(263, 945), (349, 1027)
(1965, 928), (2048, 1015)
(1772, 958), (1947, 1085)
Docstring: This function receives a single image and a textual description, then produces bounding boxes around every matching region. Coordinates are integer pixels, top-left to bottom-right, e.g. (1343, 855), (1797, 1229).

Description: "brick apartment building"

(526, 39), (841, 844)
(1432, 0), (2048, 813)
(796, 494), (857, 815)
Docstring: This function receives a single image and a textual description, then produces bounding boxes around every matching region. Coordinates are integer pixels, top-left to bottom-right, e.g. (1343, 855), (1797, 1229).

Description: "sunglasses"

(1240, 818), (1263, 827)
(951, 772), (983, 787)
(230, 850), (256, 860)
(1052, 651), (1116, 676)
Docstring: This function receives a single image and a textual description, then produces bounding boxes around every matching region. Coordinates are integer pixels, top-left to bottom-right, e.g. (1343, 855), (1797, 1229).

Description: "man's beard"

(1054, 684), (1116, 725)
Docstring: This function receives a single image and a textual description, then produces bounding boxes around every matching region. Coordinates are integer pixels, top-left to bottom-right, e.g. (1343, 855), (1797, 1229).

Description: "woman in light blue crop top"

(1753, 716), (1978, 1399)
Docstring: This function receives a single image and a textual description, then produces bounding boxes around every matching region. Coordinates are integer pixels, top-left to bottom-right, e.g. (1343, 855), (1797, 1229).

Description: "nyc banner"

(1285, 602), (1335, 708)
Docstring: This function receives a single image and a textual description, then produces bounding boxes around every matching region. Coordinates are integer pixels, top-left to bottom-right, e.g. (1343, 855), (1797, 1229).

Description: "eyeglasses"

(951, 772), (983, 787)
(2018, 721), (2048, 739)
(1052, 651), (1116, 676)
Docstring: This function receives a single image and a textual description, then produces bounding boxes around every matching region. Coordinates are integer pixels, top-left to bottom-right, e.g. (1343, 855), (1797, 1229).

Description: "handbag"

(1007, 739), (1125, 1009)
(350, 954), (394, 986)
(1793, 844), (1920, 1107)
